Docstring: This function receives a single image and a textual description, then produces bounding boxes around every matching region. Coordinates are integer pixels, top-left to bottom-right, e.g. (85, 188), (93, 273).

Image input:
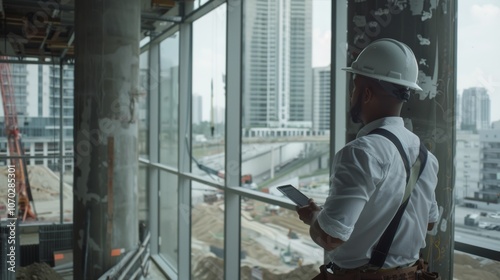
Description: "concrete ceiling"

(0, 0), (180, 61)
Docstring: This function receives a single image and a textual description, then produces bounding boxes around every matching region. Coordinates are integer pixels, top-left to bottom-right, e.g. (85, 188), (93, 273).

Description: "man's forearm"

(309, 212), (343, 251)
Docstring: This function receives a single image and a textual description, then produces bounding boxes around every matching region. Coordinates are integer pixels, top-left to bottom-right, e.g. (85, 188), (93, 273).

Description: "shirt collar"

(356, 117), (404, 138)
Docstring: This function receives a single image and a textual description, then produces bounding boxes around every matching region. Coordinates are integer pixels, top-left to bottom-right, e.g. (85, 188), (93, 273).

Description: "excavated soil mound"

(192, 203), (225, 248)
(244, 264), (319, 280)
(453, 253), (500, 280)
(193, 255), (319, 280)
(16, 262), (63, 280)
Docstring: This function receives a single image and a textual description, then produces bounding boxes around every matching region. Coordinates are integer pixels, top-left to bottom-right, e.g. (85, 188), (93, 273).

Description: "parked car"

(489, 212), (500, 219)
(485, 224), (498, 230)
(478, 221), (490, 229)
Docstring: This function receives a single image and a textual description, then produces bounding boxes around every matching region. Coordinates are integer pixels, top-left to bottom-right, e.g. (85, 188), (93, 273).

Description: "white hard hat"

(342, 38), (422, 91)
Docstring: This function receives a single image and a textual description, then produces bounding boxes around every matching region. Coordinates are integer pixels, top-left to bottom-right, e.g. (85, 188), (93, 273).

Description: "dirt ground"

(0, 166), (73, 222)
(192, 255), (319, 280)
(16, 262), (63, 280)
(454, 252), (500, 280)
(192, 251), (500, 280)
(192, 201), (500, 280)
(3, 168), (499, 280)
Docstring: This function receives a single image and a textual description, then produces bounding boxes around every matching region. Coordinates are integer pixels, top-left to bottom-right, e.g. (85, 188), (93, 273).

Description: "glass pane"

(455, 0), (500, 255)
(61, 64), (74, 144)
(159, 170), (178, 268)
(1, 62), (71, 224)
(61, 64), (74, 224)
(191, 182), (224, 279)
(194, 0), (210, 10)
(240, 197), (321, 279)
(49, 64), (72, 149)
(241, 0), (331, 194)
(185, 0), (210, 14)
(0, 161), (70, 223)
(138, 163), (148, 223)
(1, 64), (62, 153)
(139, 51), (149, 158)
(159, 33), (180, 167)
(191, 4), (227, 185)
(62, 167), (74, 223)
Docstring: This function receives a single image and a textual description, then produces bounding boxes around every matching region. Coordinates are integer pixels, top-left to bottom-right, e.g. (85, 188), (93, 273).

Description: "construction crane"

(0, 59), (36, 221)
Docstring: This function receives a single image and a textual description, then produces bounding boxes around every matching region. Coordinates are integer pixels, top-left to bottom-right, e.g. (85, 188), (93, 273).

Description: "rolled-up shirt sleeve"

(316, 145), (385, 241)
(427, 156), (440, 223)
(428, 199), (439, 223)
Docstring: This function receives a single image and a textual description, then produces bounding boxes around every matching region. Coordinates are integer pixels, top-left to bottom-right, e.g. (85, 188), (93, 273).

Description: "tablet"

(276, 184), (310, 207)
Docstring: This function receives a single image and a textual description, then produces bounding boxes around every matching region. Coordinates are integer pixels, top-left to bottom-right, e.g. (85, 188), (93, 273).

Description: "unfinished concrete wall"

(73, 0), (140, 278)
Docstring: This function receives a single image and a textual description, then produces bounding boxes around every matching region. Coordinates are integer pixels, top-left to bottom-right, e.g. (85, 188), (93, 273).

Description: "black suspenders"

(367, 128), (428, 268)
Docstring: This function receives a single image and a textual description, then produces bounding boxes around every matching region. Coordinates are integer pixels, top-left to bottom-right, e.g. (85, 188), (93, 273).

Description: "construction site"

(1, 0), (500, 280)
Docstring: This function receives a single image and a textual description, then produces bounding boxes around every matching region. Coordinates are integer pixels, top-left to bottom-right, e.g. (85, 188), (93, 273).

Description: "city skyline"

(191, 0), (500, 125)
(2, 1), (499, 125)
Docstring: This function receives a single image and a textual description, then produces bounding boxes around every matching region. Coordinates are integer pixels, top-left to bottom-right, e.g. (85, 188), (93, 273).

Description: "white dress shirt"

(316, 117), (439, 269)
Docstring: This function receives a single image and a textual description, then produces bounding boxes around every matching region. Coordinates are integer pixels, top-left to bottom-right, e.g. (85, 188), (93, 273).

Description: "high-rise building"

(0, 64), (74, 171)
(0, 64), (29, 117)
(243, 0), (312, 129)
(9, 64), (29, 117)
(312, 66), (330, 131)
(47, 64), (74, 172)
(478, 129), (500, 204)
(455, 130), (481, 200)
(461, 87), (490, 131)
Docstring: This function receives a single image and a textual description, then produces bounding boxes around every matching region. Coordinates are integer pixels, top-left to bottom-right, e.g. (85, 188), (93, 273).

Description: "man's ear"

(363, 87), (373, 104)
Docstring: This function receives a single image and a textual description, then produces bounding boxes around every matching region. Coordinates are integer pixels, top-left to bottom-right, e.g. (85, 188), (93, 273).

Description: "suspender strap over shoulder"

(369, 128), (411, 184)
(367, 128), (428, 268)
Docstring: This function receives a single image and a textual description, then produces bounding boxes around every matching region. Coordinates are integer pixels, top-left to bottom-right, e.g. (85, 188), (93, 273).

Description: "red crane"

(0, 59), (36, 221)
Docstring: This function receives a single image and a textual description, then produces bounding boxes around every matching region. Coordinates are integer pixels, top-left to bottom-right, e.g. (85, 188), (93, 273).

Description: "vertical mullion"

(59, 61), (64, 224)
(330, 0), (347, 265)
(148, 42), (160, 255)
(178, 21), (193, 280)
(332, 0), (347, 155)
(224, 0), (243, 279)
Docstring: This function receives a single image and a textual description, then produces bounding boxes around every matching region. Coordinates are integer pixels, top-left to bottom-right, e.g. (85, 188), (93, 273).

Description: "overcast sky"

(457, 1), (500, 122)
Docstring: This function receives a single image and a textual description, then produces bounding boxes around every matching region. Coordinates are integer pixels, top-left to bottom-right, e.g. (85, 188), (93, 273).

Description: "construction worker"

(297, 38), (439, 279)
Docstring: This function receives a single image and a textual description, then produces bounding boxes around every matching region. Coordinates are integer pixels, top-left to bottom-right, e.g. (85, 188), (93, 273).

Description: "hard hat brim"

(342, 67), (423, 92)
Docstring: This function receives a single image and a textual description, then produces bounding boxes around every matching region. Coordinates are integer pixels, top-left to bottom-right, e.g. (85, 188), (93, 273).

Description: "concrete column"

(73, 0), (140, 279)
(345, 1), (457, 278)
